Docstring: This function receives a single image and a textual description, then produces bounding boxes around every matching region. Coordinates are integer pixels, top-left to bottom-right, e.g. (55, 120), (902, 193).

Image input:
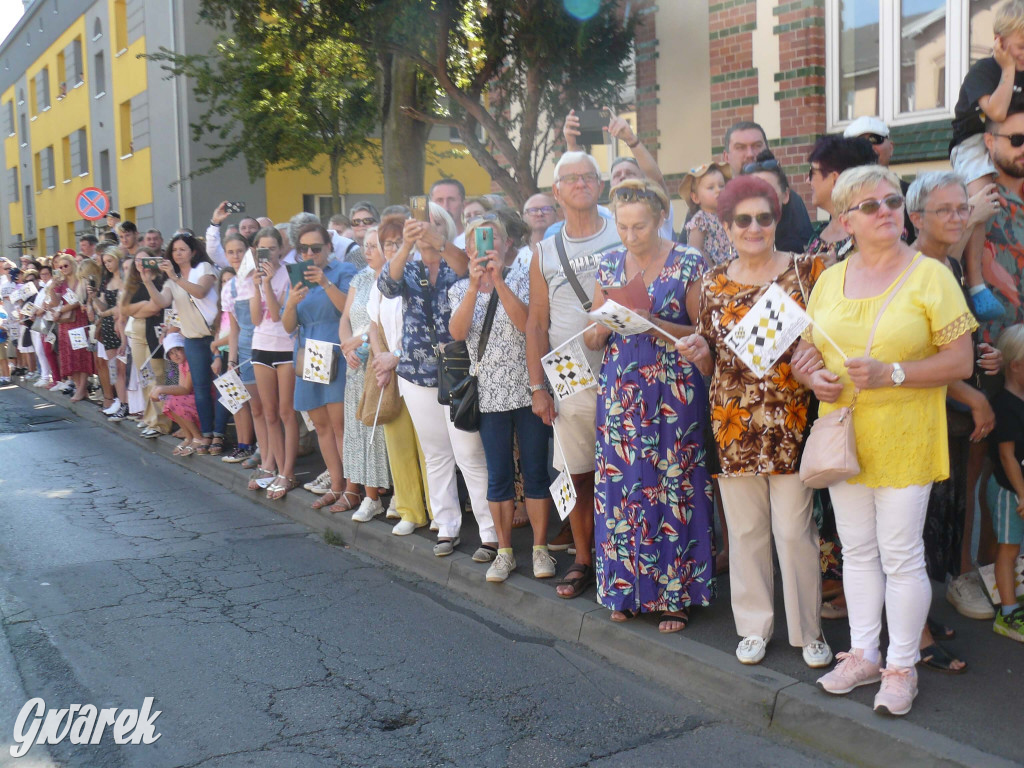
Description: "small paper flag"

(302, 338), (334, 384)
(541, 339), (597, 402)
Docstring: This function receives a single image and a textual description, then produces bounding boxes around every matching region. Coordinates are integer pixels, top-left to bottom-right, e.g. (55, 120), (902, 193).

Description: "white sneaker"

(385, 497), (401, 520)
(304, 470), (332, 495)
(34, 377), (52, 388)
(102, 398), (122, 415)
(532, 548), (556, 579)
(392, 520), (422, 536)
(48, 380), (66, 391)
(736, 635), (767, 665)
(351, 497), (383, 523)
(486, 552), (517, 583)
(946, 571), (995, 619)
(802, 639), (834, 668)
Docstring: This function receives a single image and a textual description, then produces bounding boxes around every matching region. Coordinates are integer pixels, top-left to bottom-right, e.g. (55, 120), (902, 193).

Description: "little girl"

(988, 323), (1024, 643)
(151, 333), (203, 456)
(682, 162), (735, 266)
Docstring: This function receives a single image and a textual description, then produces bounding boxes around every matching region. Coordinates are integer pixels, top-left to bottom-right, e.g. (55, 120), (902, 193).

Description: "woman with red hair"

(678, 175), (832, 669)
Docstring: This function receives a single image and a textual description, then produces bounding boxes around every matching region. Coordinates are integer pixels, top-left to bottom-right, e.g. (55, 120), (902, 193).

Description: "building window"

(45, 226), (59, 253)
(98, 149), (110, 194)
(827, 0), (974, 129)
(19, 111), (27, 143)
(38, 146), (55, 188)
(8, 167), (18, 202)
(93, 18), (102, 41)
(4, 101), (13, 136)
(71, 38), (84, 86)
(93, 51), (105, 97)
(73, 128), (88, 175)
(61, 135), (71, 181)
(114, 0), (128, 53)
(119, 100), (133, 156)
(32, 67), (50, 114)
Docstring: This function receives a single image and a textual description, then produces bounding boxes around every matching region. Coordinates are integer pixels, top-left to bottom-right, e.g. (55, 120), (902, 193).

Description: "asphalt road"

(0, 384), (847, 768)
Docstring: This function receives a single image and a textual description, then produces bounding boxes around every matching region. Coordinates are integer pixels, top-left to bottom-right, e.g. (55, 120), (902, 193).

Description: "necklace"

(628, 237), (666, 284)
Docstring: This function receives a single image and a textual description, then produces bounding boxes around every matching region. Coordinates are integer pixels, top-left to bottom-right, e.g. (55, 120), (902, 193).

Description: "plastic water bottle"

(356, 341), (370, 363)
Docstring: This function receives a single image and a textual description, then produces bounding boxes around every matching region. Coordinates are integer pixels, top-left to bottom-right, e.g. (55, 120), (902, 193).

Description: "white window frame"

(826, 0), (971, 132)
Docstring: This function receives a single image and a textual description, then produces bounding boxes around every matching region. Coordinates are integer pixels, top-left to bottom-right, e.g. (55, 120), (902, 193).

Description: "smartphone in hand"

(140, 257), (162, 271)
(474, 227), (493, 259)
(410, 195), (429, 222)
(224, 201), (246, 214)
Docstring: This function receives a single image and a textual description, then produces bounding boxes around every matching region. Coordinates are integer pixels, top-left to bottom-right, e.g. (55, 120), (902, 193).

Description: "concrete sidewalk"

(17, 381), (1020, 768)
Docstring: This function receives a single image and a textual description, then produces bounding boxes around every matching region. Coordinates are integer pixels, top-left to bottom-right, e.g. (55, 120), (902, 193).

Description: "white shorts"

(951, 133), (997, 185)
(552, 386), (597, 475)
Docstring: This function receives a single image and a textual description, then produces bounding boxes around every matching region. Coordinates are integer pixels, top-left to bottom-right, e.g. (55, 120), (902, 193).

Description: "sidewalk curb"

(20, 383), (1017, 768)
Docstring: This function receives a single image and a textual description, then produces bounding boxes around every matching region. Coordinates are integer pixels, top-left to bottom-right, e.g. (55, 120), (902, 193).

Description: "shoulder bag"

(799, 256), (923, 489)
(357, 332), (402, 427)
(448, 284), (502, 432)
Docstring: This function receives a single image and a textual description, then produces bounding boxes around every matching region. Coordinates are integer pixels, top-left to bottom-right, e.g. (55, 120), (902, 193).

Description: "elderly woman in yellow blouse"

(793, 166), (976, 718)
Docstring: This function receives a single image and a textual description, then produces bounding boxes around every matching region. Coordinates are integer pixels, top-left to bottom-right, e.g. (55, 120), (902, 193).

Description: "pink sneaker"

(873, 666), (918, 716)
(816, 649), (882, 695)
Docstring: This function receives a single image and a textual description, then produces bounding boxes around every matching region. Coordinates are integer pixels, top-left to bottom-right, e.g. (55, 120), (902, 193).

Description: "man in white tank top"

(526, 151), (621, 598)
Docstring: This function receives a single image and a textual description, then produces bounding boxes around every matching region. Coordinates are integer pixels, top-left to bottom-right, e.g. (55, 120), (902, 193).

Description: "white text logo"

(11, 697), (162, 757)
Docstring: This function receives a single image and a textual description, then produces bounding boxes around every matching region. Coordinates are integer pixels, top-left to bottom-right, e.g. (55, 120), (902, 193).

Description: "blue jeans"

(183, 336), (229, 437)
(478, 407), (551, 502)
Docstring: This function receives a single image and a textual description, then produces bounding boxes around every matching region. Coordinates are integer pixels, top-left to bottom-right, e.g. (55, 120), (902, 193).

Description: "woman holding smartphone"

(282, 222), (358, 511)
(249, 227), (299, 500)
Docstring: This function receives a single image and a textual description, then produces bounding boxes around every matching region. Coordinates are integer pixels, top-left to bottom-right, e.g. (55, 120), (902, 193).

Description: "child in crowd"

(151, 333), (203, 457)
(681, 162), (734, 266)
(988, 324), (1024, 642)
(949, 0), (1024, 320)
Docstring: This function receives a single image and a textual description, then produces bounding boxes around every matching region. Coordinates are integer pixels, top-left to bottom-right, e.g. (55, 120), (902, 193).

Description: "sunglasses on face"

(732, 212), (776, 228)
(351, 217), (376, 227)
(991, 132), (1024, 148)
(741, 158), (781, 174)
(863, 133), (887, 145)
(845, 193), (904, 215)
(297, 243), (325, 255)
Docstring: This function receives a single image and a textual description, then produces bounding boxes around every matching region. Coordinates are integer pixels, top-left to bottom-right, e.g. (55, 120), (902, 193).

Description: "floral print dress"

(594, 244), (716, 614)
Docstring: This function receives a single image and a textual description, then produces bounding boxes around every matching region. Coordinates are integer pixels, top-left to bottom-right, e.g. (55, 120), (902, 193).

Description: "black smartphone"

(256, 247), (271, 263)
(410, 195), (429, 222)
(224, 201), (246, 214)
(474, 227), (493, 257)
(576, 108), (609, 146)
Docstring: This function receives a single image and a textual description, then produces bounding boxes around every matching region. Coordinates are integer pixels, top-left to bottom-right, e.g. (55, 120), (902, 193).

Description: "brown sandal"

(555, 563), (594, 599)
(312, 490), (343, 510)
(327, 490), (362, 514)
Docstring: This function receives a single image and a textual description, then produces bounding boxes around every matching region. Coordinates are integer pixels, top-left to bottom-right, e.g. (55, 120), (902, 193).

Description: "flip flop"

(659, 609), (690, 634)
(918, 643), (968, 674)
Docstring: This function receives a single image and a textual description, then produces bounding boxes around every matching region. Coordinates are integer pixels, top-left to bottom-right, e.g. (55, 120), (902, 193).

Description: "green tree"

(145, 13), (378, 213)
(196, 0), (637, 208)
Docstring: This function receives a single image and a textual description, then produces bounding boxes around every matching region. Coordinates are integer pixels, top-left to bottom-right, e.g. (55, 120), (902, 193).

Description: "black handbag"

(448, 276), (503, 432)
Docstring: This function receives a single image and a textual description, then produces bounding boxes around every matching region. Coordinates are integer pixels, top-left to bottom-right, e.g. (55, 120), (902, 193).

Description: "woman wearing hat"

(682, 163), (735, 266)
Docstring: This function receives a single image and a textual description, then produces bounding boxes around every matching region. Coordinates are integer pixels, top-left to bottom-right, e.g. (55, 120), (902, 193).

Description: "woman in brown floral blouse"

(677, 175), (832, 669)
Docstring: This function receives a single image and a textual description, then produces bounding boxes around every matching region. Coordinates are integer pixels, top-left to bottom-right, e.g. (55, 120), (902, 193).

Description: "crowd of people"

(4, 7), (1024, 724)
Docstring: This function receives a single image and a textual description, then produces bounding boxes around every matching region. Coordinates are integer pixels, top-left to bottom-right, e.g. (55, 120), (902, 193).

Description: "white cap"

(843, 116), (889, 139)
(163, 332), (185, 353)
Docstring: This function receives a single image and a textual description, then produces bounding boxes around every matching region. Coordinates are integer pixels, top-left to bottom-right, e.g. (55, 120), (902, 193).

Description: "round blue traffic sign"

(76, 187), (110, 221)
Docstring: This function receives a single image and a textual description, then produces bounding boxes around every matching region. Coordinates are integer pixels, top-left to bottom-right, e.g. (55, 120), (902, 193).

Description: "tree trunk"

(381, 55), (429, 204)
(328, 150), (342, 219)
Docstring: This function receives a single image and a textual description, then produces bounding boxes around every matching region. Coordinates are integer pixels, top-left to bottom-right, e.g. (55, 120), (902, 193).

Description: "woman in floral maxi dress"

(585, 179), (715, 633)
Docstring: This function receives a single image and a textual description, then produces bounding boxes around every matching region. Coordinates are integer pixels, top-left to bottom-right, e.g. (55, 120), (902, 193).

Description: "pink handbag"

(799, 256), (923, 489)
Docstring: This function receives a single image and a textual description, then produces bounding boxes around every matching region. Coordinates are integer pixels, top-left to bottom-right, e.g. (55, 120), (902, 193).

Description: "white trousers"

(829, 481), (932, 668)
(717, 474), (822, 646)
(30, 330), (50, 380)
(399, 379), (495, 543)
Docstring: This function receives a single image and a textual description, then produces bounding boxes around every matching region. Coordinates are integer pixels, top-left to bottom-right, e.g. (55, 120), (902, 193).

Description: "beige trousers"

(717, 473), (822, 646)
(128, 329), (172, 434)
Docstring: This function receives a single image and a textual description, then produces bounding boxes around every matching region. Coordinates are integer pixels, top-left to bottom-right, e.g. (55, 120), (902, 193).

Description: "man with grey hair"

(526, 150), (621, 598)
(275, 223), (294, 263)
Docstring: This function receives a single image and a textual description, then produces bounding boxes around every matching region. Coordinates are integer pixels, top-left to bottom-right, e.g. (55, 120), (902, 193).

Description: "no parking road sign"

(75, 187), (110, 221)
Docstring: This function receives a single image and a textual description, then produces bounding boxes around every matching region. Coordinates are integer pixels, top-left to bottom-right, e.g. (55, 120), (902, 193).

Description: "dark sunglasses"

(845, 193), (904, 215)
(863, 133), (887, 145)
(612, 187), (665, 209)
(991, 132), (1024, 148)
(741, 158), (781, 174)
(733, 212), (776, 228)
(297, 243), (325, 255)
(351, 217), (377, 227)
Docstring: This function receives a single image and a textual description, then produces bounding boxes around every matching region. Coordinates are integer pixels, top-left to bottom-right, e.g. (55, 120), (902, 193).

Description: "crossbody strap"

(864, 254), (923, 357)
(418, 262), (439, 352)
(554, 232), (592, 311)
(476, 267), (507, 360)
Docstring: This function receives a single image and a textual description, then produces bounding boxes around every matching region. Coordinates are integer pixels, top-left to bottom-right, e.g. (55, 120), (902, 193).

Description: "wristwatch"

(530, 383), (547, 394)
(890, 362), (905, 387)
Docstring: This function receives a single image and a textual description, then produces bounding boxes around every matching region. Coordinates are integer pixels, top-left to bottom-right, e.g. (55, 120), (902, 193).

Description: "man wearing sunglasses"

(843, 116), (915, 242)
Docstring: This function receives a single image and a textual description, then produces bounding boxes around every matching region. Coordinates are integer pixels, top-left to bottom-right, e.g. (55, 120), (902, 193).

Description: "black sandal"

(918, 643), (968, 674)
(927, 617), (955, 641)
(610, 609), (639, 623)
(659, 609), (690, 634)
(556, 563), (594, 600)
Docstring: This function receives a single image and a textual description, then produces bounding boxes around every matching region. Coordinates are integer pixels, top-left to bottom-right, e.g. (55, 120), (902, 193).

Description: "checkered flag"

(724, 282), (810, 377)
(541, 338), (597, 402)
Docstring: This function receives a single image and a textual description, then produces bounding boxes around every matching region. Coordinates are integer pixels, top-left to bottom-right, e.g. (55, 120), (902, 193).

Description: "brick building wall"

(708, 1), (758, 156)
(632, 0), (660, 156)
